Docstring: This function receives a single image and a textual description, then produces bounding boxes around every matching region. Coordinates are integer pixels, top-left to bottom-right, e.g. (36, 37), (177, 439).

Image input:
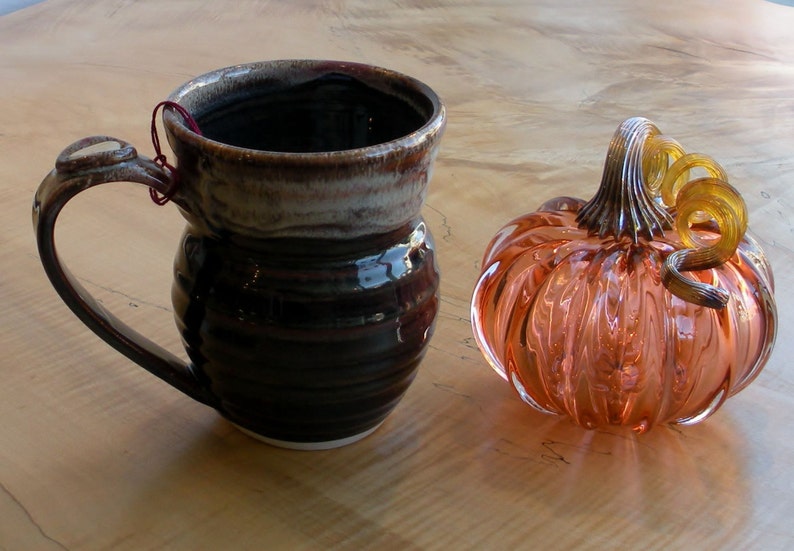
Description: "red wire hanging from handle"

(149, 101), (202, 205)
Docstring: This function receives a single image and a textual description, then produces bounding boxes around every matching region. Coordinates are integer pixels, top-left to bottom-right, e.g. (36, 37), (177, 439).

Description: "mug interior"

(173, 61), (439, 154)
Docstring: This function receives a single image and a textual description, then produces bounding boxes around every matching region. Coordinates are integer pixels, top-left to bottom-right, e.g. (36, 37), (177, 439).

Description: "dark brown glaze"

(172, 219), (439, 443)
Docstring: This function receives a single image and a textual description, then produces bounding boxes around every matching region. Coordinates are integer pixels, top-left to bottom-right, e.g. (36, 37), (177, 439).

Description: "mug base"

(232, 421), (384, 450)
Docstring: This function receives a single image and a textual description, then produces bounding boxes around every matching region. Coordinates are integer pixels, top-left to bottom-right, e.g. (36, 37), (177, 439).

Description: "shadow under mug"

(32, 60), (446, 450)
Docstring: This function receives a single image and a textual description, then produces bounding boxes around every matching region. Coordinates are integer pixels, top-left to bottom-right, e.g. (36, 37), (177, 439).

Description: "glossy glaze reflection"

(173, 220), (440, 443)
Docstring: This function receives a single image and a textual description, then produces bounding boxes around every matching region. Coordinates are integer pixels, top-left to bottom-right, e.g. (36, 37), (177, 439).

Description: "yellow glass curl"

(675, 177), (748, 250)
(661, 178), (748, 309)
(641, 130), (747, 309)
(660, 152), (729, 209)
(643, 135), (685, 198)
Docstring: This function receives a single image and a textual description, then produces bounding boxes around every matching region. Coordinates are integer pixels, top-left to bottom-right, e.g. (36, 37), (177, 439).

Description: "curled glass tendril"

(644, 132), (747, 309)
(577, 117), (747, 310)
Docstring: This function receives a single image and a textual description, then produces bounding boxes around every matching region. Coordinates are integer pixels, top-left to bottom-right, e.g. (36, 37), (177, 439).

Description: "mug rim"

(164, 59), (446, 164)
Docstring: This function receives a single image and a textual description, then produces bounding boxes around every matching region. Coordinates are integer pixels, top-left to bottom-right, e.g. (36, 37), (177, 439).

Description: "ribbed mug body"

(164, 60), (446, 447)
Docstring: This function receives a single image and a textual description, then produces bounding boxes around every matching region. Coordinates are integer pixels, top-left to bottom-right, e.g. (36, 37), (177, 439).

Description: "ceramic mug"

(33, 60), (446, 449)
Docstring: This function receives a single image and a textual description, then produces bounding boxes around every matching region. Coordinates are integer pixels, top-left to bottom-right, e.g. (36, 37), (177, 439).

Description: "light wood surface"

(2, 1), (794, 549)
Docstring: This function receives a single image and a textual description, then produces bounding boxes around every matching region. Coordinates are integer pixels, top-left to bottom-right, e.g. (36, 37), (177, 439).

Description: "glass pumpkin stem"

(577, 117), (748, 310)
(576, 117), (674, 242)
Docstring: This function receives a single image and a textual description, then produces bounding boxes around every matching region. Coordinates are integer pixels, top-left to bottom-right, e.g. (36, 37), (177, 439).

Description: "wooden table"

(2, 1), (794, 548)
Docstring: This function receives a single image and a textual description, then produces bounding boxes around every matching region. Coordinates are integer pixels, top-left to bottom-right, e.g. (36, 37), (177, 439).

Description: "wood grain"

(2, 0), (794, 548)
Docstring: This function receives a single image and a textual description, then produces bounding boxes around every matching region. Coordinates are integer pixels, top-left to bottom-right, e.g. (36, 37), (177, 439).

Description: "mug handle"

(32, 136), (217, 407)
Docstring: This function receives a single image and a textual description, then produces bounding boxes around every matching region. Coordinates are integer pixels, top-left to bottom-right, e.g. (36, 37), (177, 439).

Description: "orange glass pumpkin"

(471, 117), (777, 433)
